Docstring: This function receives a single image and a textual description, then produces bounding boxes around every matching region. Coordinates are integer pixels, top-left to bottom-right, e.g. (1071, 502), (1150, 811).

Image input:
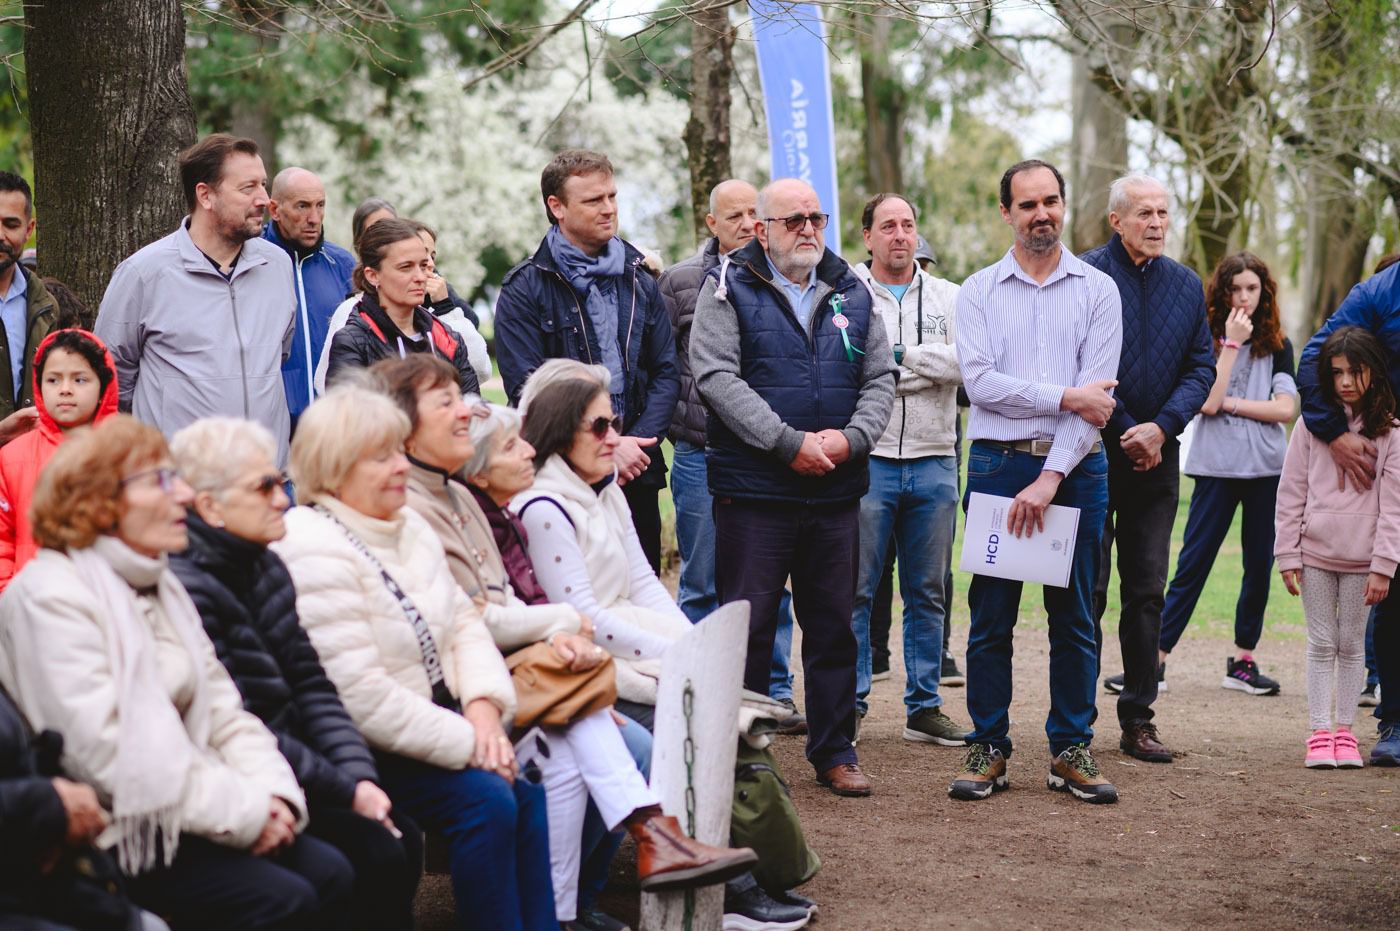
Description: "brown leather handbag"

(507, 641), (618, 728)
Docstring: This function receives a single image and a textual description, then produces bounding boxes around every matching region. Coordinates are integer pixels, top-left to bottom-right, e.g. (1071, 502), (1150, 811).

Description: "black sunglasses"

(763, 212), (829, 233)
(582, 415), (623, 439)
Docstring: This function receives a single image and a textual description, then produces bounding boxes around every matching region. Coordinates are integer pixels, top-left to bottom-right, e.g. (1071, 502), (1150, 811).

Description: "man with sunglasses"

(691, 178), (896, 798)
(495, 149), (679, 573)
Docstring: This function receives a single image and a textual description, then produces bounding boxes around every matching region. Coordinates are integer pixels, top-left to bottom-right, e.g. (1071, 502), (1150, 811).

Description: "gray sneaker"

(903, 708), (969, 746)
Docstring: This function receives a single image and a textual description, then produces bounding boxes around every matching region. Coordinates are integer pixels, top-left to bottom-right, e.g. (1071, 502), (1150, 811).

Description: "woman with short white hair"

(269, 385), (556, 931)
(170, 417), (423, 931)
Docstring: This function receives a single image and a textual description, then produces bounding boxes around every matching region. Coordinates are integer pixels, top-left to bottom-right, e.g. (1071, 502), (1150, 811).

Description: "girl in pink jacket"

(1276, 326), (1400, 769)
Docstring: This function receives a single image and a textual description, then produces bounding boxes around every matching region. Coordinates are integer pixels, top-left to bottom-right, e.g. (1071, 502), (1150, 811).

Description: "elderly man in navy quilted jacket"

(1081, 174), (1214, 765)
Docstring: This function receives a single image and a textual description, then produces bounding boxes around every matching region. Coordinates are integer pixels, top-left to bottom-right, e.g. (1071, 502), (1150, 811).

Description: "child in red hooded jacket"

(0, 329), (119, 589)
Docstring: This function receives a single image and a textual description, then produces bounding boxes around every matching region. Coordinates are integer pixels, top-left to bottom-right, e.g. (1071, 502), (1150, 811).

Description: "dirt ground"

(415, 621), (1400, 930)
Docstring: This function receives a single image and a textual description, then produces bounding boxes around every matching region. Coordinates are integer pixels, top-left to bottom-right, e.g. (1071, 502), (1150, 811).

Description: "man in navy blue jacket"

(1296, 256), (1400, 765)
(1081, 175), (1214, 764)
(494, 149), (679, 571)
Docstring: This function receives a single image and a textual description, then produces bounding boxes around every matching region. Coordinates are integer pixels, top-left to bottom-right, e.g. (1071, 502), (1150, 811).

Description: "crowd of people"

(0, 131), (1398, 931)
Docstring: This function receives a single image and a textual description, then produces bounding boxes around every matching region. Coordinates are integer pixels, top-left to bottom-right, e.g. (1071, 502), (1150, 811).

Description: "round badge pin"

(832, 313), (849, 329)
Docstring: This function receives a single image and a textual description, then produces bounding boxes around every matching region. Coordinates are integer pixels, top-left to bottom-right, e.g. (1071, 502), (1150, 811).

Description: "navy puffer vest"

(705, 238), (873, 505)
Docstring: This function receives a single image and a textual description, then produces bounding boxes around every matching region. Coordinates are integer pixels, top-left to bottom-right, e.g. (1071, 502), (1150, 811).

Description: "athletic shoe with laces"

(1334, 728), (1364, 768)
(1047, 745), (1118, 804)
(723, 874), (811, 931)
(1370, 722), (1400, 767)
(774, 698), (808, 736)
(1305, 729), (1336, 769)
(571, 908), (631, 931)
(1221, 657), (1280, 696)
(1104, 661), (1166, 695)
(1360, 683), (1380, 707)
(903, 707), (970, 746)
(940, 652), (965, 687)
(948, 743), (1007, 801)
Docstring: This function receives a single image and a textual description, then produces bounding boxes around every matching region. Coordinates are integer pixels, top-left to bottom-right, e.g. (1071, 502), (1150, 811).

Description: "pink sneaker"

(1333, 729), (1364, 768)
(1305, 730), (1336, 768)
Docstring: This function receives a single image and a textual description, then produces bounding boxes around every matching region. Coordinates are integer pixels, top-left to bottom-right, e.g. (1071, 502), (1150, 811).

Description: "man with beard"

(97, 134), (297, 464)
(0, 172), (53, 446)
(262, 167), (355, 427)
(691, 178), (895, 798)
(949, 159), (1123, 805)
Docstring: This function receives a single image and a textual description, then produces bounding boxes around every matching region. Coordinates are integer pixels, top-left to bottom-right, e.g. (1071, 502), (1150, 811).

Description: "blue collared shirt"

(765, 254), (819, 332)
(0, 270), (28, 401)
(954, 245), (1123, 475)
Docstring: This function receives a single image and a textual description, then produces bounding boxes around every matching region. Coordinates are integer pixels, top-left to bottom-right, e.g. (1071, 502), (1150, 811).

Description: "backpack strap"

(515, 496), (576, 530)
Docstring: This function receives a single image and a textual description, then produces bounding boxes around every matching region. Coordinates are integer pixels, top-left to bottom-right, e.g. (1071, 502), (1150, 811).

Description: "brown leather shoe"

(1121, 720), (1173, 763)
(629, 814), (758, 892)
(817, 762), (873, 797)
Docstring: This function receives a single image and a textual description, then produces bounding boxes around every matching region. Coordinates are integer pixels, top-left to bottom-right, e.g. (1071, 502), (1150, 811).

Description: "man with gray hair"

(691, 177), (895, 797)
(1081, 174), (1214, 763)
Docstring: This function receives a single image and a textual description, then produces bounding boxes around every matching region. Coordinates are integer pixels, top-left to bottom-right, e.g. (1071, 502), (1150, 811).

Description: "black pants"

(125, 834), (353, 931)
(715, 498), (860, 773)
(622, 482), (662, 574)
(1372, 565), (1400, 728)
(869, 545), (895, 669)
(306, 806), (423, 931)
(1093, 443), (1180, 727)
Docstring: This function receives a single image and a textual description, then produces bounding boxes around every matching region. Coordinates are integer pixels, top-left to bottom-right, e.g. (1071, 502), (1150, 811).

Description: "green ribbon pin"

(830, 294), (864, 362)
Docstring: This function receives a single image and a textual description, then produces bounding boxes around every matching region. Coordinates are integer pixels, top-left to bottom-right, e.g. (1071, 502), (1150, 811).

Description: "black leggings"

(306, 806), (424, 931)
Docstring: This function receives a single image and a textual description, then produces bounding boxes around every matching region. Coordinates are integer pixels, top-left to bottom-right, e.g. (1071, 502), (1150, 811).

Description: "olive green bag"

(729, 742), (821, 891)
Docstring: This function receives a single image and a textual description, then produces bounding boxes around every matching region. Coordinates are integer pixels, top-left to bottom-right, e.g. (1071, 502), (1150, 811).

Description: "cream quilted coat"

(272, 497), (516, 771)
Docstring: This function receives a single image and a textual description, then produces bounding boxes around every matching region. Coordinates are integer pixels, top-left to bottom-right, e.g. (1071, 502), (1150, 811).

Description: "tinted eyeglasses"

(121, 466), (178, 493)
(582, 415), (623, 439)
(248, 472), (288, 497)
(763, 212), (829, 233)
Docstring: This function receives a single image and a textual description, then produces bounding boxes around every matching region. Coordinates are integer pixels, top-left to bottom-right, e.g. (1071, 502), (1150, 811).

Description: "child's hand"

(1280, 569), (1302, 596)
(1365, 571), (1391, 605)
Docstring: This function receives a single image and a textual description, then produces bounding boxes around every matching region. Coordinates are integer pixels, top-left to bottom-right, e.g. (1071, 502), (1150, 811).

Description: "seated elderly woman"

(168, 417), (423, 931)
(0, 415), (351, 931)
(270, 383), (554, 931)
(372, 355), (756, 926)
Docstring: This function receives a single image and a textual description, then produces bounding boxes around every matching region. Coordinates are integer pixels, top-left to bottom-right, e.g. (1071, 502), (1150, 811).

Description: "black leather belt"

(987, 439), (1104, 457)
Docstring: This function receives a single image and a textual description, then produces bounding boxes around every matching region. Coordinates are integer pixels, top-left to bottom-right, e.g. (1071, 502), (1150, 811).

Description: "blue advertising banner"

(749, 0), (841, 253)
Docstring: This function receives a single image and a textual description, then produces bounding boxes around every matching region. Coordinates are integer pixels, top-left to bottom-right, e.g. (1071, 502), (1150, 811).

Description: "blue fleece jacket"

(1297, 261), (1400, 442)
(1080, 234), (1215, 442)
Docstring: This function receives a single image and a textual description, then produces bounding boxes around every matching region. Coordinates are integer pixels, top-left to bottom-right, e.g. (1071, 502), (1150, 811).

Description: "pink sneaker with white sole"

(1333, 728), (1364, 768)
(1305, 730), (1335, 768)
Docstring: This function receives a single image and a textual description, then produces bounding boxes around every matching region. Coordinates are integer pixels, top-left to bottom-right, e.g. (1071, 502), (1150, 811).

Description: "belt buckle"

(1031, 439), (1054, 457)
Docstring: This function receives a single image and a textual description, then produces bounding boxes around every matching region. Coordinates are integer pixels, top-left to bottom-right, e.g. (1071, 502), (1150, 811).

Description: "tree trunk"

(25, 0), (196, 310)
(1301, 182), (1375, 338)
(1069, 46), (1127, 253)
(858, 13), (904, 193)
(229, 0), (284, 163)
(683, 1), (735, 244)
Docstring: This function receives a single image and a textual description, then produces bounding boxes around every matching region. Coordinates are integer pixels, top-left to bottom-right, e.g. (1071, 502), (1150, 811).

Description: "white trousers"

(537, 707), (658, 920)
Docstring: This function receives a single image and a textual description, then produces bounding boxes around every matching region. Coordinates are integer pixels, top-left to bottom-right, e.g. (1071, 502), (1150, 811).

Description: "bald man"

(691, 178), (896, 797)
(262, 166), (355, 423)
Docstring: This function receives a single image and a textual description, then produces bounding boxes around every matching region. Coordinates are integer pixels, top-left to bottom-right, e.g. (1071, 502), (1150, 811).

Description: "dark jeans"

(1159, 475), (1278, 654)
(965, 442), (1108, 757)
(715, 497), (860, 773)
(1373, 565), (1400, 727)
(305, 806), (423, 931)
(124, 834), (353, 931)
(1093, 443), (1180, 727)
(622, 482), (662, 575)
(869, 546), (895, 670)
(376, 755), (556, 931)
(1367, 605), (1379, 688)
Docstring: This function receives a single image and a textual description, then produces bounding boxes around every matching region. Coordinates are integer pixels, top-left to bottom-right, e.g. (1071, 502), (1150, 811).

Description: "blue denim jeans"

(853, 455), (958, 717)
(964, 441), (1109, 758)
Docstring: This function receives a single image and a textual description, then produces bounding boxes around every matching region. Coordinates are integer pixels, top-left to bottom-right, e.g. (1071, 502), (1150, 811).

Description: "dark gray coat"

(658, 237), (721, 447)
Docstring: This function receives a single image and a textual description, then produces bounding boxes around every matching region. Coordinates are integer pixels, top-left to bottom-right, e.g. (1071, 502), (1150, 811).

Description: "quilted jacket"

(1079, 234), (1215, 445)
(658, 237), (721, 446)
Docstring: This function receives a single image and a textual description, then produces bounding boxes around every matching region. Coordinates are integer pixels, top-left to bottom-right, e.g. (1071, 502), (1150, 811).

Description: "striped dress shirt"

(954, 245), (1123, 476)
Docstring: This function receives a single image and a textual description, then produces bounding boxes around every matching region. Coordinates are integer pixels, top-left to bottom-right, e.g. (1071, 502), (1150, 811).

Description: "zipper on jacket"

(295, 253), (314, 402)
(623, 261), (640, 381)
(228, 280), (251, 417)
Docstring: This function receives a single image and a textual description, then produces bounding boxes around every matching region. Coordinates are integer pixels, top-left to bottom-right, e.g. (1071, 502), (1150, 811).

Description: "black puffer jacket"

(171, 513), (378, 808)
(0, 684), (65, 895)
(659, 237), (720, 447)
(327, 290), (480, 396)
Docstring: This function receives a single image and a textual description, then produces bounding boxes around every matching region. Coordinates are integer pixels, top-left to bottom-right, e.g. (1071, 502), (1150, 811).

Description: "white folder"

(959, 492), (1081, 587)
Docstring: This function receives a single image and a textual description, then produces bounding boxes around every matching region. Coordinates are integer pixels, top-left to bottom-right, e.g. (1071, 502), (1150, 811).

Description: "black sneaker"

(769, 889), (817, 919)
(1360, 683), (1380, 708)
(1105, 662), (1166, 694)
(941, 652), (965, 687)
(723, 874), (811, 930)
(1222, 657), (1280, 696)
(572, 908), (631, 931)
(871, 657), (892, 682)
(774, 698), (808, 735)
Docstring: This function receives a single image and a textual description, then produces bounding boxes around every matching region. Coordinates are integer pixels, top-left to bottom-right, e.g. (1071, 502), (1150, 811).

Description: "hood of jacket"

(30, 328), (120, 445)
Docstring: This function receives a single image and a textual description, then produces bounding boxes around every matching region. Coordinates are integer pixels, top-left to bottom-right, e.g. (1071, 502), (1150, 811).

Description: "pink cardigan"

(1274, 415), (1400, 576)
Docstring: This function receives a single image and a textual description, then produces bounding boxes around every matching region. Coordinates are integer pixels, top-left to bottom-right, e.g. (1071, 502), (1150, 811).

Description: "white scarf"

(70, 536), (212, 874)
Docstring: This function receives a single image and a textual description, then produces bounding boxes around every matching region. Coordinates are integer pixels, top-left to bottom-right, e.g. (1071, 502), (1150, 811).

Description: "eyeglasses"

(582, 415), (623, 439)
(121, 466), (178, 493)
(247, 472), (288, 497)
(763, 213), (829, 233)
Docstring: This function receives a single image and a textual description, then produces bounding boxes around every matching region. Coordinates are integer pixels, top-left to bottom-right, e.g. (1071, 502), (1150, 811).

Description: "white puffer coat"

(272, 497), (515, 771)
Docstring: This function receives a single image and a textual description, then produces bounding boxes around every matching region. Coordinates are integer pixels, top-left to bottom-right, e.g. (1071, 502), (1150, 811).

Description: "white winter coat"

(271, 497), (515, 771)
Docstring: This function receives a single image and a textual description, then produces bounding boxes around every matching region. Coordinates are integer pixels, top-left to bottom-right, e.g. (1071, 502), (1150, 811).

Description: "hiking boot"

(1334, 728), (1364, 768)
(1305, 730), (1336, 769)
(1104, 661), (1166, 695)
(1360, 683), (1380, 707)
(1047, 745), (1118, 804)
(941, 652), (965, 687)
(723, 873), (811, 931)
(1370, 722), (1400, 767)
(1222, 657), (1280, 695)
(774, 698), (808, 736)
(816, 762), (872, 797)
(1120, 720), (1173, 763)
(903, 708), (969, 746)
(630, 814), (758, 892)
(948, 743), (1007, 801)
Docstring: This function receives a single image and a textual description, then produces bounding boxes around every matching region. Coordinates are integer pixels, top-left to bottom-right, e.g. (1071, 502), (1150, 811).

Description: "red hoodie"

(0, 329), (119, 589)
